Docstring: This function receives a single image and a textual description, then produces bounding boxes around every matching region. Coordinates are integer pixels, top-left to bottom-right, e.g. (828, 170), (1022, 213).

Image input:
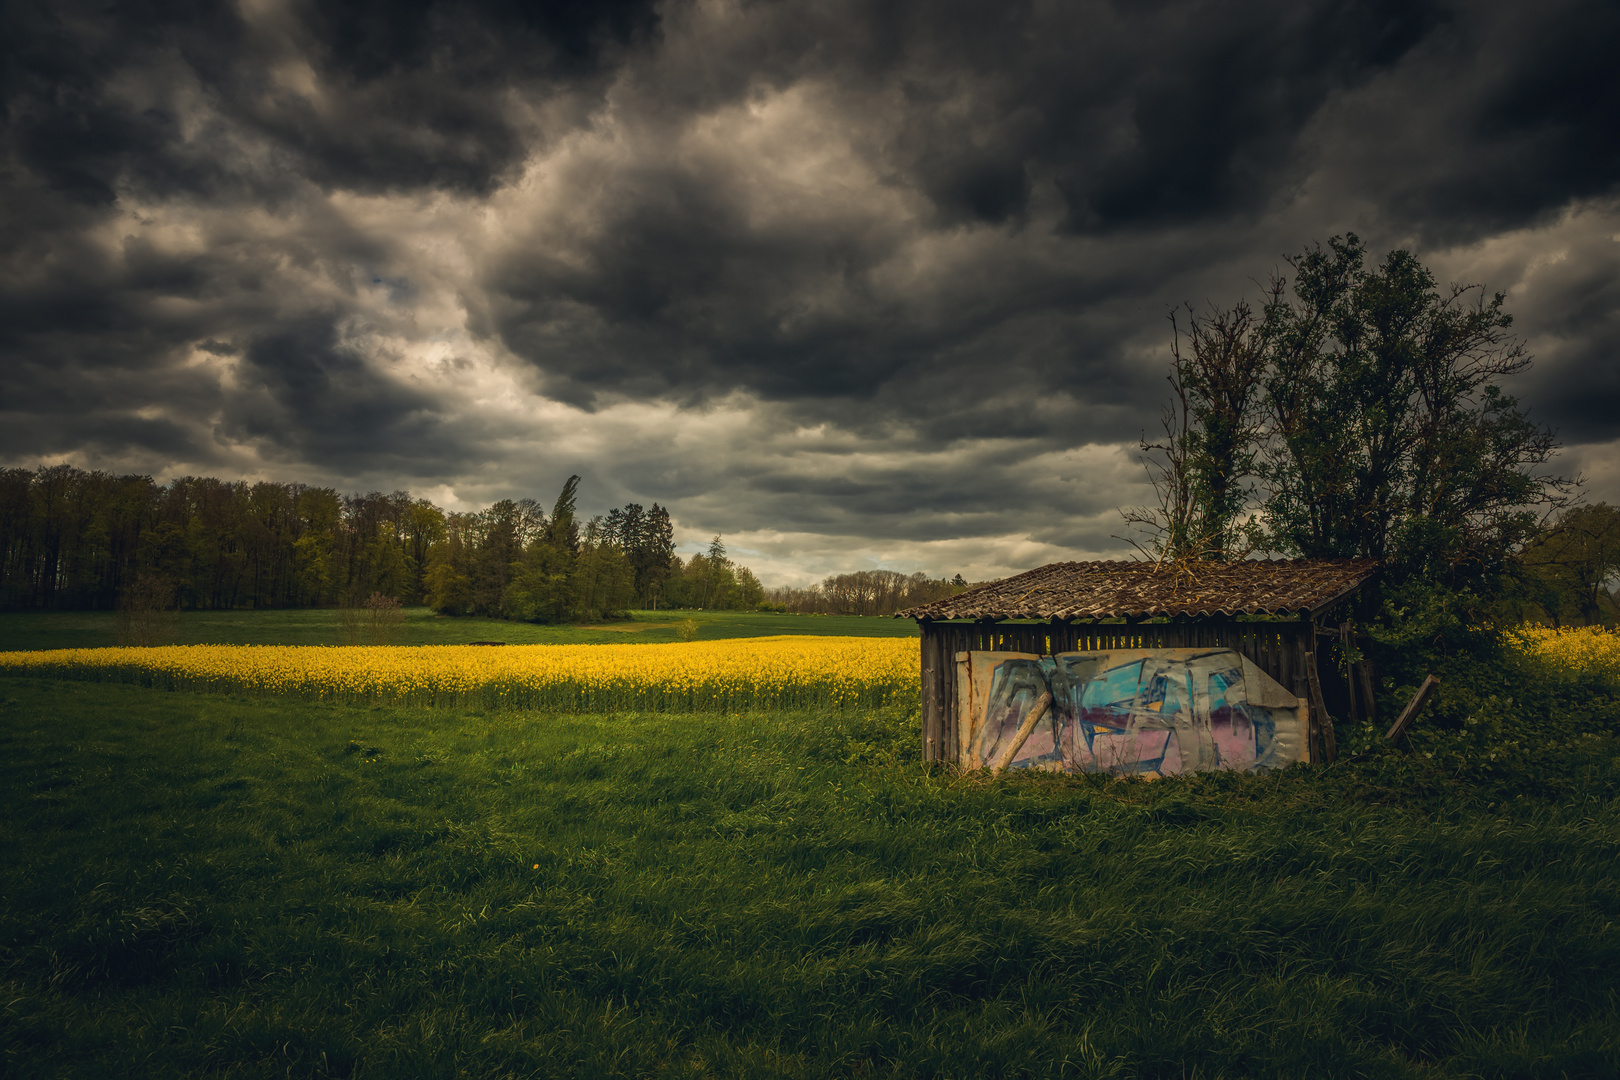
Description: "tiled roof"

(897, 558), (1378, 621)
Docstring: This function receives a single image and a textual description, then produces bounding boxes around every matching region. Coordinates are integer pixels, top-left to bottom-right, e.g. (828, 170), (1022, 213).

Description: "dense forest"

(0, 466), (682, 620)
(0, 466), (972, 621)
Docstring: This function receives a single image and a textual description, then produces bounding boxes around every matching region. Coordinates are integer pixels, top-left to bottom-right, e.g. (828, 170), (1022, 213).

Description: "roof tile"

(897, 559), (1378, 621)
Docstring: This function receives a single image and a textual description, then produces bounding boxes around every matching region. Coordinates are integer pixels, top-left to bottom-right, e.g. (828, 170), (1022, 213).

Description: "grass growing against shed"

(1, 677), (1617, 1078)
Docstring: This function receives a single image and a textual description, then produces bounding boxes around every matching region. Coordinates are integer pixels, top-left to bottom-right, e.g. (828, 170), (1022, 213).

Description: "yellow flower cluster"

(0, 636), (919, 712)
(1511, 625), (1620, 687)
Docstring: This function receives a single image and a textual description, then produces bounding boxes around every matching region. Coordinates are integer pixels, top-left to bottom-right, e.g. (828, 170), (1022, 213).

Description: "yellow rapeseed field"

(1510, 625), (1620, 687)
(0, 636), (919, 712)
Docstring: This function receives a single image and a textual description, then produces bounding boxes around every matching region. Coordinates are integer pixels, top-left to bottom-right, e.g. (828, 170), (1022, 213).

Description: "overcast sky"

(3, 0), (1617, 586)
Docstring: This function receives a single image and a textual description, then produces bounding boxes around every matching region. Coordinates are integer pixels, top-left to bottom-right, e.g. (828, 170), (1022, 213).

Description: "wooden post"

(1305, 651), (1337, 764)
(1292, 674), (1311, 762)
(919, 625), (942, 761)
(946, 628), (959, 764)
(1385, 675), (1440, 745)
(1357, 656), (1377, 723)
(1340, 623), (1359, 723)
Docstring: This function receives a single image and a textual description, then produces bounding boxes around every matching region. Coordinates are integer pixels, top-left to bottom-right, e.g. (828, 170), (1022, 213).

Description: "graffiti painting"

(957, 648), (1308, 776)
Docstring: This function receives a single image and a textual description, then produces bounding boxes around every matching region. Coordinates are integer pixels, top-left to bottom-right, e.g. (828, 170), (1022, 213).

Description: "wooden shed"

(898, 558), (1379, 770)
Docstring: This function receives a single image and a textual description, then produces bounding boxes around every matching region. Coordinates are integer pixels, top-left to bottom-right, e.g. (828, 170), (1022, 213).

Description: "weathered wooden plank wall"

(916, 619), (1316, 763)
(919, 630), (945, 761)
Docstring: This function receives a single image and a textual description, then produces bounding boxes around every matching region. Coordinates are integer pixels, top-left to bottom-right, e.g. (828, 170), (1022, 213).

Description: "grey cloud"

(1516, 256), (1620, 445)
(1419, 3), (1620, 235)
(1298, 1), (1620, 249)
(484, 0), (1466, 415)
(3, 0), (662, 205)
(218, 318), (455, 467)
(2, 0), (1618, 577)
(622, 0), (1448, 228)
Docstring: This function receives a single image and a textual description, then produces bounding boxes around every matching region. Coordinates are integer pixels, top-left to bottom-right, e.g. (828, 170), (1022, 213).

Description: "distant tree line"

(0, 464), (997, 623)
(764, 570), (978, 616)
(0, 466), (440, 613)
(0, 466), (769, 622)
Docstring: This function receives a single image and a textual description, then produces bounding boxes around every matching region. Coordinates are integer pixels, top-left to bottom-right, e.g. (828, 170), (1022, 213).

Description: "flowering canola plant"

(0, 636), (919, 712)
(1510, 625), (1620, 688)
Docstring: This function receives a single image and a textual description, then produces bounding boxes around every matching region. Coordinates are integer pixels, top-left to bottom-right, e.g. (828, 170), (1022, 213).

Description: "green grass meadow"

(0, 608), (918, 652)
(3, 672), (1618, 1078)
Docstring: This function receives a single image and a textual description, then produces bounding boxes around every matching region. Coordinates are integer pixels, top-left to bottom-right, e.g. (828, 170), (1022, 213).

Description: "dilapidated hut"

(898, 559), (1378, 773)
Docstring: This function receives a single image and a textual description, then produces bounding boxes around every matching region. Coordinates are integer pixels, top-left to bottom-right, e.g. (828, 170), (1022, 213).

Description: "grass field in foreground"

(0, 607), (920, 652)
(3, 678), (1618, 1078)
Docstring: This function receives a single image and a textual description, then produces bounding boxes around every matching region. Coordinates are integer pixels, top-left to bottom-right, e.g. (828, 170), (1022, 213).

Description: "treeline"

(0, 465), (773, 621)
(657, 536), (766, 612)
(0, 464), (996, 622)
(0, 466), (436, 612)
(765, 570), (977, 616)
(421, 476), (680, 622)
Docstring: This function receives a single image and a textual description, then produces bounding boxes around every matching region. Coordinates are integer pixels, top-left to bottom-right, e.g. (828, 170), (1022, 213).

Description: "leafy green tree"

(1257, 236), (1566, 585)
(662, 554), (695, 608)
(503, 476), (583, 623)
(463, 500), (521, 615)
(503, 543), (573, 622)
(291, 487), (341, 606)
(1134, 235), (1567, 600)
(403, 499), (447, 603)
(544, 476), (580, 552)
(698, 536), (735, 609)
(1517, 504), (1620, 625)
(424, 513), (474, 615)
(733, 565), (765, 610)
(569, 517), (637, 620)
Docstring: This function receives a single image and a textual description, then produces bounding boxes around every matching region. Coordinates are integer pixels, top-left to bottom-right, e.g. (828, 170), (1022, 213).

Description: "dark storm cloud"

(219, 317), (463, 468)
(484, 0), (1620, 429)
(3, 0), (660, 202)
(1, 0), (665, 473)
(1431, 5), (1620, 235)
(1501, 226), (1620, 445)
(901, 0), (1448, 232)
(2, 0), (1617, 579)
(486, 0), (1462, 410)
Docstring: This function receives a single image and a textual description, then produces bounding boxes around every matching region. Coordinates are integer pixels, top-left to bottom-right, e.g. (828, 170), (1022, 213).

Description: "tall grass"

(2, 675), (1617, 1078)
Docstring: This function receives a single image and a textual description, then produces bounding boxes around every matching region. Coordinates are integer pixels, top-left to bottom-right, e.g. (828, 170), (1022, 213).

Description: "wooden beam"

(1357, 658), (1377, 723)
(992, 692), (1053, 773)
(1293, 674), (1312, 762)
(1340, 622), (1359, 724)
(1385, 675), (1440, 745)
(1304, 651), (1337, 764)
